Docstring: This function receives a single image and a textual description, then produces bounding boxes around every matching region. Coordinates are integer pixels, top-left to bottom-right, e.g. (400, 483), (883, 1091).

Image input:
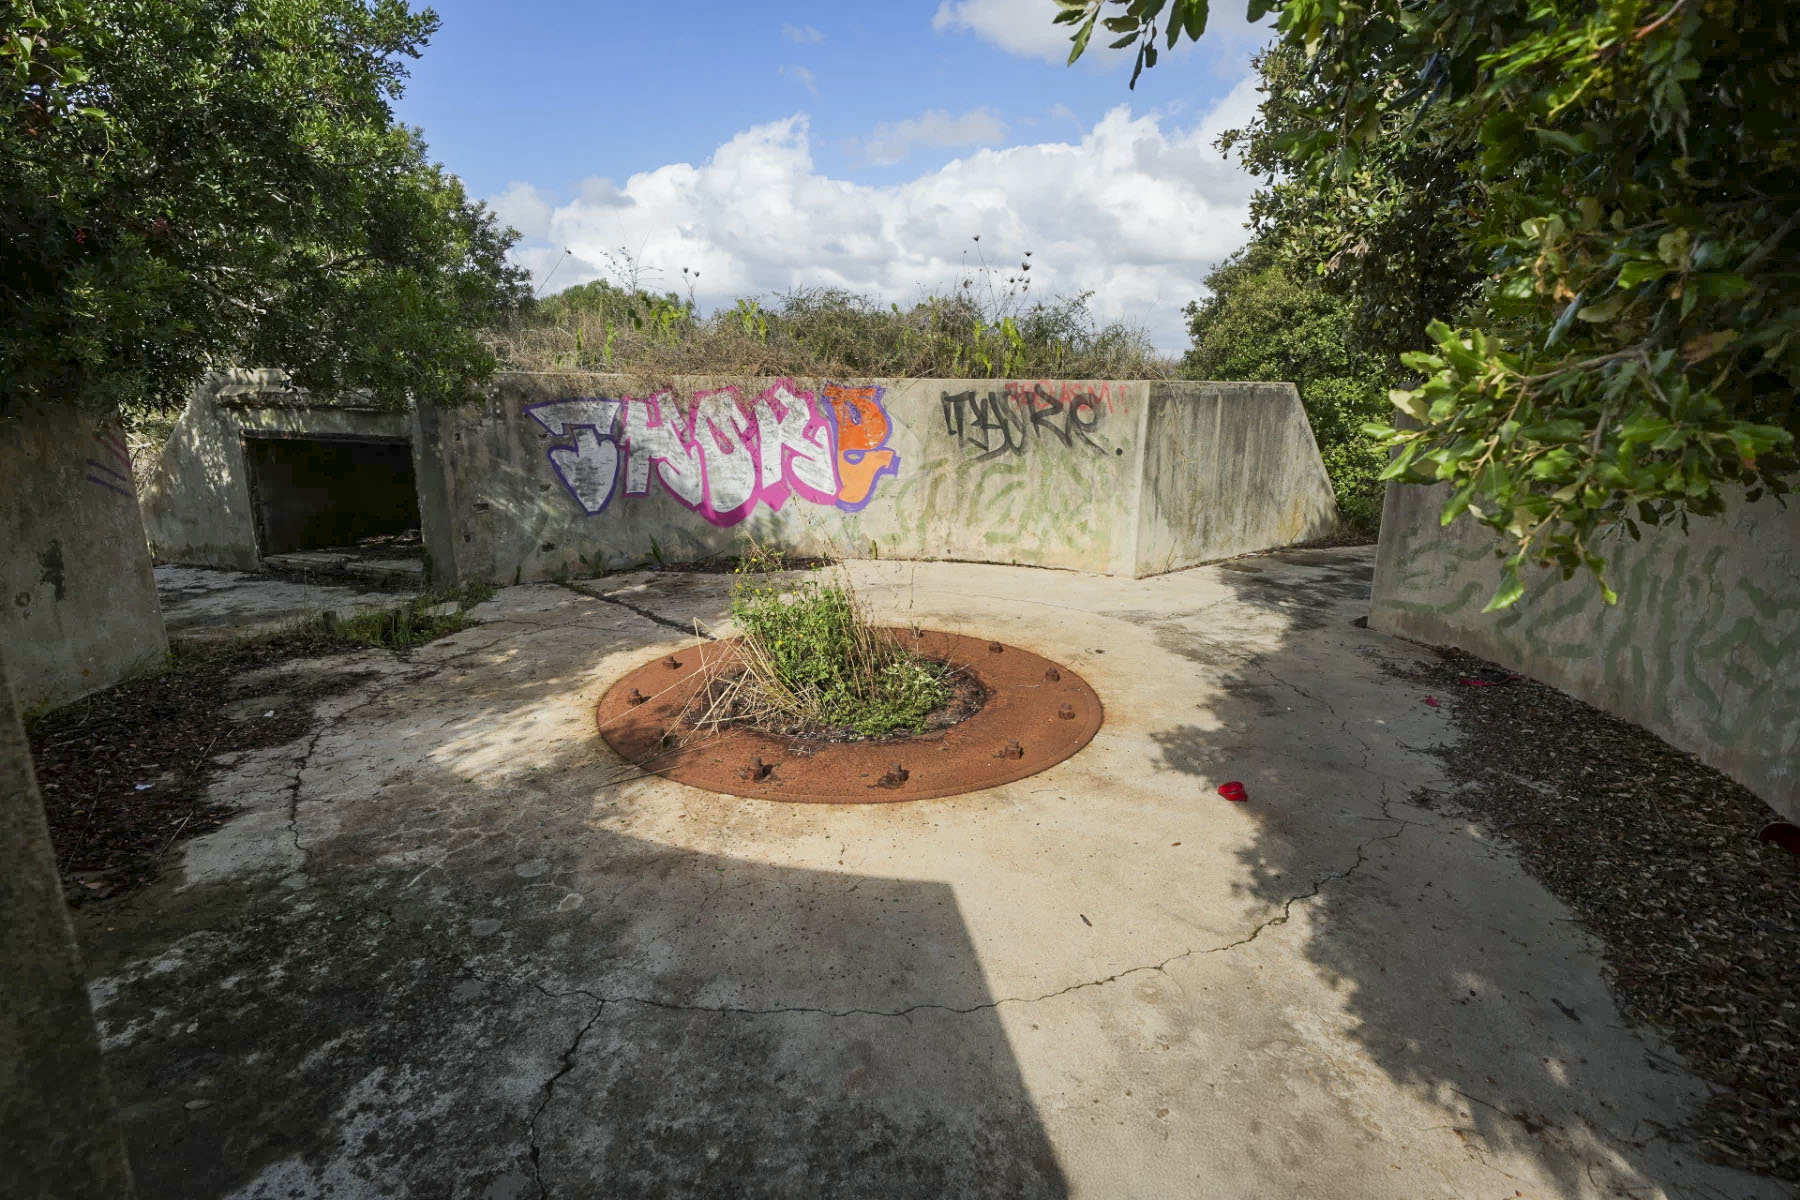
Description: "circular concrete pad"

(596, 629), (1103, 802)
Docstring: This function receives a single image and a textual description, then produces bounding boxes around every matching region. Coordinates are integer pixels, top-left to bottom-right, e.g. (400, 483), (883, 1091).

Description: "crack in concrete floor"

(100, 556), (1784, 1200)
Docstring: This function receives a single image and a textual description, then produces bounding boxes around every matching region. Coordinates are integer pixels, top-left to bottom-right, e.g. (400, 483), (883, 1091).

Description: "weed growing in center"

(707, 556), (951, 739)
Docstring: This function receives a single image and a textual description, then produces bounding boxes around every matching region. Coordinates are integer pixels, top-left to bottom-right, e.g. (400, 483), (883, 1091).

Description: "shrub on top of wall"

(489, 244), (1175, 385)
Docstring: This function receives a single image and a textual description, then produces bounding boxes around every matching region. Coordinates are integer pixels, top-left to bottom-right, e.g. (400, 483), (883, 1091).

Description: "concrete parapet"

(1370, 478), (1800, 820)
(146, 372), (1341, 582)
(0, 649), (137, 1197)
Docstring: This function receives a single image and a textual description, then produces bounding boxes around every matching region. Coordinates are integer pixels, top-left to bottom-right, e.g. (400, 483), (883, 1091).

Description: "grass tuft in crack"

(327, 581), (495, 650)
(697, 548), (951, 740)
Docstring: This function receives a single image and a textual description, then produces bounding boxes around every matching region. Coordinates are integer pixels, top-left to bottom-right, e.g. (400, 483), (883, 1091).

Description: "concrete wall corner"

(0, 651), (138, 1198)
(1, 401), (169, 711)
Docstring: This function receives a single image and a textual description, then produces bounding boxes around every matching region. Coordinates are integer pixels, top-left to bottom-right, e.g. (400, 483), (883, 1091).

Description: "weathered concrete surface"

(1135, 380), (1341, 575)
(149, 371), (1339, 583)
(155, 566), (410, 646)
(428, 373), (1339, 583)
(259, 552), (424, 585)
(0, 650), (137, 1198)
(0, 401), (168, 710)
(1370, 479), (1800, 822)
(142, 370), (412, 571)
(73, 552), (1778, 1199)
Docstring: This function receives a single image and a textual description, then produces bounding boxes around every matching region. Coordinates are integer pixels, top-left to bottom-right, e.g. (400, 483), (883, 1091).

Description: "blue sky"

(394, 0), (1276, 351)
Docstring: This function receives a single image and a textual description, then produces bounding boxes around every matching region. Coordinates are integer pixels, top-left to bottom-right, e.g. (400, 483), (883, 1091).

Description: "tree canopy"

(1183, 243), (1390, 532)
(1061, 0), (1798, 607)
(3, 0), (530, 415)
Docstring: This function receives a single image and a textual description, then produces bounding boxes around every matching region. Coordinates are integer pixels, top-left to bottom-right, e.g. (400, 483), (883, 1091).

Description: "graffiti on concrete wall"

(941, 382), (1123, 462)
(526, 380), (901, 524)
(86, 430), (134, 498)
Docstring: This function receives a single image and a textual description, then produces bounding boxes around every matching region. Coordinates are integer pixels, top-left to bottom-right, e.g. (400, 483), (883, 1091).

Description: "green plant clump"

(726, 574), (950, 740)
(492, 245), (1172, 383)
(329, 581), (494, 651)
(1062, 0), (1800, 610)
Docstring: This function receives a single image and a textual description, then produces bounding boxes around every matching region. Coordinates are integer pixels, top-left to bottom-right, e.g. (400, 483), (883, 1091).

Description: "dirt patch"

(27, 633), (376, 905)
(1394, 646), (1800, 1183)
(1287, 528), (1378, 550)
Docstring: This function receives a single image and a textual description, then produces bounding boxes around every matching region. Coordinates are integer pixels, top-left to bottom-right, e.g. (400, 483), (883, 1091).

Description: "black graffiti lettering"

(942, 390), (971, 439)
(1026, 386), (1072, 447)
(1068, 392), (1104, 451)
(977, 393), (1028, 461)
(943, 386), (1110, 459)
(945, 390), (1030, 461)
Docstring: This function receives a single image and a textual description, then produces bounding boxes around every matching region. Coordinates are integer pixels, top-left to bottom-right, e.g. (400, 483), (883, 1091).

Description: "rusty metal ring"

(595, 630), (1103, 803)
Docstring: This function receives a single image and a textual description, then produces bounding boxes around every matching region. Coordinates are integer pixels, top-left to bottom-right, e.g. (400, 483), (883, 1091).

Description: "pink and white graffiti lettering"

(525, 380), (900, 525)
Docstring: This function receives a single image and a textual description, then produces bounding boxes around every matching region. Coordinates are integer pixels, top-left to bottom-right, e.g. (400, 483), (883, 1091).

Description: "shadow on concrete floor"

(77, 553), (1781, 1199)
(79, 581), (1067, 1199)
(1124, 549), (1762, 1200)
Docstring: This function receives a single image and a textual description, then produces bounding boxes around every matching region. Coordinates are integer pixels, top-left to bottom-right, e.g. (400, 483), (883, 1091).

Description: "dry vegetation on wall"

(116, 253), (1172, 475)
(486, 249), (1175, 384)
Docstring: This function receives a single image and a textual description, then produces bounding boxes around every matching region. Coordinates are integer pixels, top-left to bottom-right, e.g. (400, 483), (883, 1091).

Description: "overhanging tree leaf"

(1059, 0), (1800, 610)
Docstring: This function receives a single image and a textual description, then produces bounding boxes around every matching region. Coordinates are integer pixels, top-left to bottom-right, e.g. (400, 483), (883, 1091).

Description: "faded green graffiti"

(1380, 498), (1800, 776)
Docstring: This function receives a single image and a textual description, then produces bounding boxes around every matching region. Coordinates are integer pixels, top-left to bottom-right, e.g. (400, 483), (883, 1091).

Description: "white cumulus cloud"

(855, 107), (1006, 166)
(932, 0), (1092, 63)
(488, 180), (554, 240)
(782, 23), (824, 44)
(934, 0), (1275, 74)
(497, 76), (1265, 352)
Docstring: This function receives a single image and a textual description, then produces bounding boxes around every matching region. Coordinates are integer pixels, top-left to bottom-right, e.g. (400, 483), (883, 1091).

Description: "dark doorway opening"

(244, 435), (420, 556)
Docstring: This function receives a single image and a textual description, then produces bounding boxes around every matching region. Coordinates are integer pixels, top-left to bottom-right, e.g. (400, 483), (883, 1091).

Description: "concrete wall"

(423, 373), (1339, 583)
(150, 371), (1341, 583)
(1135, 381), (1341, 576)
(1370, 479), (1800, 821)
(0, 651), (138, 1198)
(142, 369), (412, 570)
(0, 402), (168, 711)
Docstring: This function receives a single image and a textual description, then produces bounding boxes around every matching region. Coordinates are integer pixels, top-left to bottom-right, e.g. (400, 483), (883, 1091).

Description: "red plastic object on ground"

(1218, 781), (1248, 803)
(1424, 696), (1440, 708)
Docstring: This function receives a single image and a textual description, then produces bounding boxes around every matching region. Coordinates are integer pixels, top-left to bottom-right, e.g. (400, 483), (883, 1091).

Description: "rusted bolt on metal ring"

(988, 641), (1004, 654)
(1044, 668), (1061, 682)
(1058, 703), (1076, 721)
(996, 739), (1024, 760)
(874, 763), (910, 789)
(664, 655), (683, 670)
(627, 688), (649, 706)
(740, 757), (774, 783)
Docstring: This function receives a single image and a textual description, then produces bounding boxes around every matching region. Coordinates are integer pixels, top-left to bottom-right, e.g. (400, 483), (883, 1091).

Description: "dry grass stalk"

(485, 285), (1175, 385)
(681, 565), (958, 740)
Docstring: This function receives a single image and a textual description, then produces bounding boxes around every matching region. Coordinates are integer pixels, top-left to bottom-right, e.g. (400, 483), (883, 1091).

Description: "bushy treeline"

(1181, 242), (1392, 534)
(491, 276), (1174, 384)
